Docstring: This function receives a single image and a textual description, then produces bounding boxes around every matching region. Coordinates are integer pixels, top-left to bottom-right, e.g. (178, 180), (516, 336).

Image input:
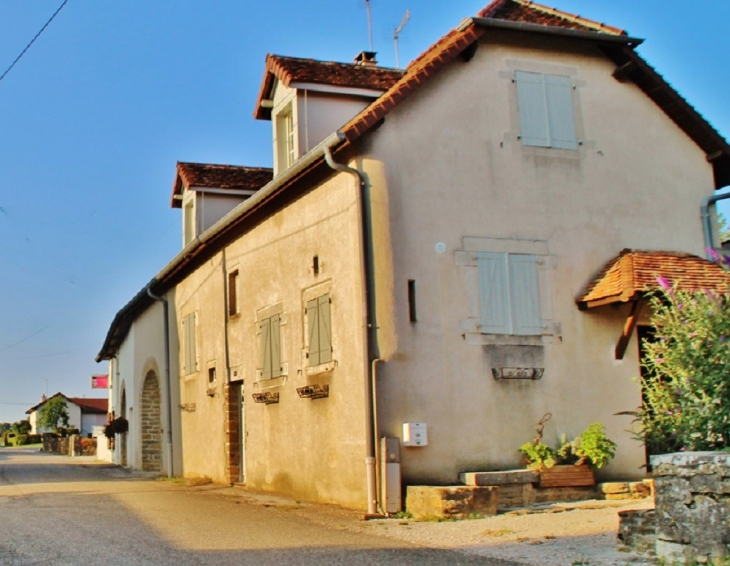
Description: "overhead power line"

(0, 0), (70, 85)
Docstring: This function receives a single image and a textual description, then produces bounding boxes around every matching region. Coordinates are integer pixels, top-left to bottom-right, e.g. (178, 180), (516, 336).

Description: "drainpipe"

(323, 136), (381, 516)
(146, 286), (174, 478)
(701, 192), (730, 258)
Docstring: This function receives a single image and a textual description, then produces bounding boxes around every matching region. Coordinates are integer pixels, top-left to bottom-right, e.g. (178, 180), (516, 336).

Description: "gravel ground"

(358, 499), (656, 566)
(223, 485), (655, 565)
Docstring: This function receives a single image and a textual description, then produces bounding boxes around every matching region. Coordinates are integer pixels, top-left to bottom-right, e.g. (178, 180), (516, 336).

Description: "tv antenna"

(365, 0), (374, 52)
(394, 9), (410, 69)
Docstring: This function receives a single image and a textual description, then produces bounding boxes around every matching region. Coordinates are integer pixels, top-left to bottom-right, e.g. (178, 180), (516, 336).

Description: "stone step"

(459, 469), (539, 486)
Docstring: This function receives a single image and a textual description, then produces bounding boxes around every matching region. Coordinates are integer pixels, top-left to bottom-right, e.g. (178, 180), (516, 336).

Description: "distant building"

(26, 393), (107, 436)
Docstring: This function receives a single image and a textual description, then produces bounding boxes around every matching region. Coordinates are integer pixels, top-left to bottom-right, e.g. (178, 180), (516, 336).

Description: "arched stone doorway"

(140, 371), (162, 472)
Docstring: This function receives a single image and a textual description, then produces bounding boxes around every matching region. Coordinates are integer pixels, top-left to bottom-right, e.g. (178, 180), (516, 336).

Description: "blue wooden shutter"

(271, 314), (282, 378)
(515, 71), (549, 147)
(477, 252), (509, 334)
(544, 74), (577, 150)
(260, 317), (271, 379)
(508, 254), (542, 335)
(306, 299), (320, 366)
(318, 295), (332, 364)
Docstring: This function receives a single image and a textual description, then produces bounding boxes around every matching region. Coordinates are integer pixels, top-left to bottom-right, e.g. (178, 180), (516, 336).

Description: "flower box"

(539, 464), (595, 488)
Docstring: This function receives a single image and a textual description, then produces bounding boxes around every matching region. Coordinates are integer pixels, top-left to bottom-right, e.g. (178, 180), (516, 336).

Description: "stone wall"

(652, 452), (730, 564)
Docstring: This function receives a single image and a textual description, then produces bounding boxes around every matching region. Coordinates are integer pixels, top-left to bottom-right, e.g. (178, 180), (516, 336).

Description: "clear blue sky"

(1, 1), (729, 423)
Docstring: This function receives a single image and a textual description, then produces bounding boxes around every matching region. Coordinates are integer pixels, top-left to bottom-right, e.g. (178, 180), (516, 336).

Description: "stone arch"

(140, 370), (162, 472)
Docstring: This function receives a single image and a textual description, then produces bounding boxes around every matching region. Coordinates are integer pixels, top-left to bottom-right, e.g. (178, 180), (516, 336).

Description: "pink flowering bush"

(639, 263), (730, 454)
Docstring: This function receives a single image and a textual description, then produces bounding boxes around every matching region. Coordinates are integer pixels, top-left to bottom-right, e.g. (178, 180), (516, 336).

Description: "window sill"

(305, 360), (337, 376)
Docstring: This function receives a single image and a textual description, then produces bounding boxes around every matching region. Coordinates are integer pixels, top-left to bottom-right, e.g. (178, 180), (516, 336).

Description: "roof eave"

(467, 17), (644, 46)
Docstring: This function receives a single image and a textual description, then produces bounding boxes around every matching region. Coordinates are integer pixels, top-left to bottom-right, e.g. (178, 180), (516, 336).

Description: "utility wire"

(0, 0), (70, 84)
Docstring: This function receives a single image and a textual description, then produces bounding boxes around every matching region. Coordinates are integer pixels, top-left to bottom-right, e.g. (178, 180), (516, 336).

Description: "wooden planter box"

(539, 464), (595, 488)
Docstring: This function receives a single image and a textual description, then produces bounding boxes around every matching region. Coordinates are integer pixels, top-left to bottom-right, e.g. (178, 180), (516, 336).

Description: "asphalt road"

(0, 447), (519, 565)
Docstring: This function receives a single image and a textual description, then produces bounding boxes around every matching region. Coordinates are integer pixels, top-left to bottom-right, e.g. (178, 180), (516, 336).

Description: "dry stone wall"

(652, 452), (730, 564)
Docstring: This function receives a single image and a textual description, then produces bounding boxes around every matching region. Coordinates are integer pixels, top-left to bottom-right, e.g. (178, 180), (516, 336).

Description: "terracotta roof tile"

(479, 0), (625, 35)
(577, 250), (730, 308)
(171, 163), (273, 208)
(254, 55), (404, 120)
(69, 398), (108, 414)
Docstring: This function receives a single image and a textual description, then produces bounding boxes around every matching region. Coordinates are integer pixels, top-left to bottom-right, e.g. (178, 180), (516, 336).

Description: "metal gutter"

(463, 17), (644, 46)
(701, 191), (730, 257)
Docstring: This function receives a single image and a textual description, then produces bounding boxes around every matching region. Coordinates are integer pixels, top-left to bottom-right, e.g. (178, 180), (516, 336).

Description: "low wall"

(42, 435), (96, 457)
(651, 452), (730, 564)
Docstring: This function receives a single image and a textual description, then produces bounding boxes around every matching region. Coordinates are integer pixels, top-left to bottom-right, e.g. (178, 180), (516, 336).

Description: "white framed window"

(476, 252), (542, 336)
(305, 294), (332, 367)
(515, 70), (577, 150)
(182, 312), (197, 375)
(275, 104), (295, 172)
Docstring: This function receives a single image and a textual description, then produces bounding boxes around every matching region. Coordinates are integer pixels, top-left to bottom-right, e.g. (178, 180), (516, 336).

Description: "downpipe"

(324, 139), (381, 515)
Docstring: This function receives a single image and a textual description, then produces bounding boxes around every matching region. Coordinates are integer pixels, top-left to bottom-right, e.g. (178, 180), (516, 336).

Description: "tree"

(37, 396), (69, 432)
(10, 419), (30, 435)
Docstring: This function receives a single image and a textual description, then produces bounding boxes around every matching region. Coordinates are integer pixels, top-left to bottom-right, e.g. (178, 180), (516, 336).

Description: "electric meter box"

(402, 422), (427, 447)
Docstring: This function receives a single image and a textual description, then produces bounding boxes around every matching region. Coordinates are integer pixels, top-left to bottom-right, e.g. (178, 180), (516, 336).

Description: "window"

(183, 201), (195, 246)
(259, 314), (282, 380)
(515, 70), (577, 150)
(228, 270), (239, 317)
(476, 252), (542, 336)
(305, 294), (332, 366)
(276, 105), (295, 172)
(182, 313), (197, 374)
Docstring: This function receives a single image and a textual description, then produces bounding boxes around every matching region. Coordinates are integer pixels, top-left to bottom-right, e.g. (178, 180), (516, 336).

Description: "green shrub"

(638, 275), (730, 454)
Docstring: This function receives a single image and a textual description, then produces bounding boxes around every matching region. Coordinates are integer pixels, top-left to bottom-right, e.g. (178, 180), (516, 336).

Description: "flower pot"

(539, 464), (595, 488)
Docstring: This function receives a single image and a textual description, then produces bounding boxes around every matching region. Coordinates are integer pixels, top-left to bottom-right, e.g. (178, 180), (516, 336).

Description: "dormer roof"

(254, 54), (404, 120)
(171, 162), (273, 208)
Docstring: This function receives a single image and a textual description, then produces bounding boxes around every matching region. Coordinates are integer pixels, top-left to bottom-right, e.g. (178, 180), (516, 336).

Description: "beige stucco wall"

(108, 293), (182, 476)
(175, 171), (371, 508)
(359, 32), (716, 484)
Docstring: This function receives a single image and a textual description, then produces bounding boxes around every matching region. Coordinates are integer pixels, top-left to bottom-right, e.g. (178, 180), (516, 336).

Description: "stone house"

(96, 0), (730, 511)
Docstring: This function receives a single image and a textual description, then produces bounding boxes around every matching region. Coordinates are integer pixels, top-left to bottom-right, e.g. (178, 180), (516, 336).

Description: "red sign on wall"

(91, 375), (108, 389)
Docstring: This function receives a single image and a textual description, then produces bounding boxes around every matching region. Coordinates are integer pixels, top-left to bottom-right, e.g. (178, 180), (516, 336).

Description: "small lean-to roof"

(170, 162), (273, 208)
(576, 249), (730, 309)
(254, 55), (404, 120)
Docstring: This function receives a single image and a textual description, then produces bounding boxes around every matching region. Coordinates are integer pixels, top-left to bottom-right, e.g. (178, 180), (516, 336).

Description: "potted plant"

(519, 417), (616, 487)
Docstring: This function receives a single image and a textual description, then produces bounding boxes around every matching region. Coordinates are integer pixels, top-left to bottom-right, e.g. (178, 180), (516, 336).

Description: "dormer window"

(183, 199), (195, 247)
(275, 103), (296, 174)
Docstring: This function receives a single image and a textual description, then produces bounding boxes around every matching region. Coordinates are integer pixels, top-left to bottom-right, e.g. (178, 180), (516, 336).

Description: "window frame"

(514, 70), (578, 151)
(182, 312), (198, 375)
(305, 293), (333, 368)
(476, 251), (543, 336)
(255, 303), (287, 382)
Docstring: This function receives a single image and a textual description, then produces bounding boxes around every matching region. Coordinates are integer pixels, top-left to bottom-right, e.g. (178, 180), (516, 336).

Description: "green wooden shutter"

(508, 254), (542, 335)
(306, 299), (320, 366)
(318, 294), (332, 364)
(271, 314), (282, 378)
(260, 317), (271, 379)
(477, 252), (509, 334)
(515, 71), (549, 147)
(544, 74), (577, 150)
(183, 313), (196, 374)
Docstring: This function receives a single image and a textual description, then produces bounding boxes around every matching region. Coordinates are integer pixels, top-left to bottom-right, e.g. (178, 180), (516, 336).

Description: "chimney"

(354, 51), (378, 67)
(40, 394), (47, 402)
